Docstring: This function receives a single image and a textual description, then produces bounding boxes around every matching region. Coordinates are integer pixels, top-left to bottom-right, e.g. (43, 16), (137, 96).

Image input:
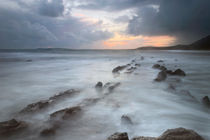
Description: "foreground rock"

(109, 128), (204, 140)
(50, 106), (81, 120)
(121, 115), (133, 125)
(154, 71), (167, 82)
(157, 127), (204, 140)
(0, 119), (27, 136)
(112, 65), (127, 73)
(132, 137), (156, 140)
(20, 89), (80, 114)
(95, 81), (103, 89)
(202, 96), (210, 107)
(107, 132), (129, 140)
(171, 69), (186, 76)
(40, 126), (56, 137)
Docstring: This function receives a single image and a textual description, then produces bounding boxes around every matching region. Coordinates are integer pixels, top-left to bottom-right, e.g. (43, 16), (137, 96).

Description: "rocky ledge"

(107, 128), (205, 140)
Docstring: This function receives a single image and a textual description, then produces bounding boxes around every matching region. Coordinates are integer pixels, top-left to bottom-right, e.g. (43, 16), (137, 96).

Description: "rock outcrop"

(0, 119), (27, 136)
(107, 132), (129, 140)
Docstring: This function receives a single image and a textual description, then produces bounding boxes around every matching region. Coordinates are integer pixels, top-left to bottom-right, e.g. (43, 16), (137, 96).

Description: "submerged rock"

(171, 69), (186, 76)
(95, 82), (103, 89)
(19, 100), (50, 114)
(112, 65), (127, 73)
(50, 106), (81, 120)
(155, 71), (167, 82)
(202, 96), (210, 107)
(40, 127), (56, 137)
(132, 137), (156, 140)
(157, 60), (164, 62)
(20, 89), (79, 114)
(0, 119), (27, 136)
(107, 132), (129, 140)
(121, 115), (133, 125)
(108, 82), (121, 92)
(152, 64), (160, 69)
(135, 63), (141, 67)
(157, 127), (204, 140)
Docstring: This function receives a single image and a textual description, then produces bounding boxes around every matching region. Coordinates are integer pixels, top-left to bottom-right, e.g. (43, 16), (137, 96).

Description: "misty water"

(0, 50), (210, 140)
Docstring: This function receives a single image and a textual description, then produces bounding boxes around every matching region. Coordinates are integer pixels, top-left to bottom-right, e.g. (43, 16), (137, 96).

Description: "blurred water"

(0, 50), (210, 140)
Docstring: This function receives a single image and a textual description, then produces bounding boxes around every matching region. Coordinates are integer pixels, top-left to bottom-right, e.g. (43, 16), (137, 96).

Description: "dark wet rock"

(0, 119), (27, 136)
(157, 60), (164, 63)
(108, 82), (121, 92)
(20, 89), (79, 114)
(40, 127), (56, 137)
(121, 115), (133, 125)
(20, 100), (50, 114)
(202, 96), (210, 107)
(107, 132), (129, 140)
(112, 65), (127, 73)
(159, 66), (167, 71)
(157, 127), (204, 140)
(79, 98), (100, 107)
(95, 82), (103, 89)
(49, 89), (79, 100)
(155, 71), (167, 82)
(135, 63), (141, 67)
(50, 106), (81, 120)
(131, 60), (136, 63)
(165, 70), (173, 75)
(132, 136), (156, 140)
(152, 64), (160, 69)
(171, 69), (186, 76)
(127, 67), (137, 71)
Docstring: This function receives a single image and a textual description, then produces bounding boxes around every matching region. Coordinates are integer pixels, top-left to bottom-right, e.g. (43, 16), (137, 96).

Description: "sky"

(0, 0), (210, 49)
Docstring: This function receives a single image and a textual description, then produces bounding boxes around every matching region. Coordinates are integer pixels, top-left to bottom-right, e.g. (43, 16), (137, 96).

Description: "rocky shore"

(0, 55), (209, 140)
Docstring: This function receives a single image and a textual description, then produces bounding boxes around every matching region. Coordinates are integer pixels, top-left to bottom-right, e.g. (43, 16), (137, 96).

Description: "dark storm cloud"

(74, 0), (156, 11)
(127, 0), (210, 44)
(39, 0), (64, 17)
(0, 0), (112, 49)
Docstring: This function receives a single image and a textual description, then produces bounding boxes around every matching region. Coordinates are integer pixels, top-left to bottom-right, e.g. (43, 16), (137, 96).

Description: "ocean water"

(0, 50), (210, 140)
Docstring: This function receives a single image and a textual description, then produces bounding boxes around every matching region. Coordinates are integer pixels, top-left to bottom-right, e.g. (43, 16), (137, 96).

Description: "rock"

(165, 70), (173, 75)
(157, 127), (204, 140)
(157, 60), (164, 62)
(40, 127), (56, 137)
(202, 96), (210, 107)
(20, 89), (79, 114)
(152, 64), (160, 69)
(132, 137), (156, 140)
(112, 65), (127, 73)
(135, 63), (141, 67)
(172, 69), (186, 76)
(159, 66), (167, 71)
(20, 100), (50, 114)
(127, 67), (137, 71)
(155, 71), (167, 82)
(49, 89), (79, 100)
(0, 119), (27, 136)
(107, 132), (129, 140)
(50, 106), (81, 120)
(95, 82), (103, 89)
(108, 82), (121, 92)
(121, 115), (133, 125)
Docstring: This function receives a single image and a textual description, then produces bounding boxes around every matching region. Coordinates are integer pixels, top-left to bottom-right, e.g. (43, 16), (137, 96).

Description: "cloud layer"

(0, 0), (112, 49)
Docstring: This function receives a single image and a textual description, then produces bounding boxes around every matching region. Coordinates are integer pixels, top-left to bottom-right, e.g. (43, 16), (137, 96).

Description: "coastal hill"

(137, 35), (210, 50)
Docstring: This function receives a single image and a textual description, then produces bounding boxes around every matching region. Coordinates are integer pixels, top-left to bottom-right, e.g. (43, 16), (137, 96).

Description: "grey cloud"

(127, 0), (210, 44)
(0, 0), (112, 49)
(39, 0), (64, 17)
